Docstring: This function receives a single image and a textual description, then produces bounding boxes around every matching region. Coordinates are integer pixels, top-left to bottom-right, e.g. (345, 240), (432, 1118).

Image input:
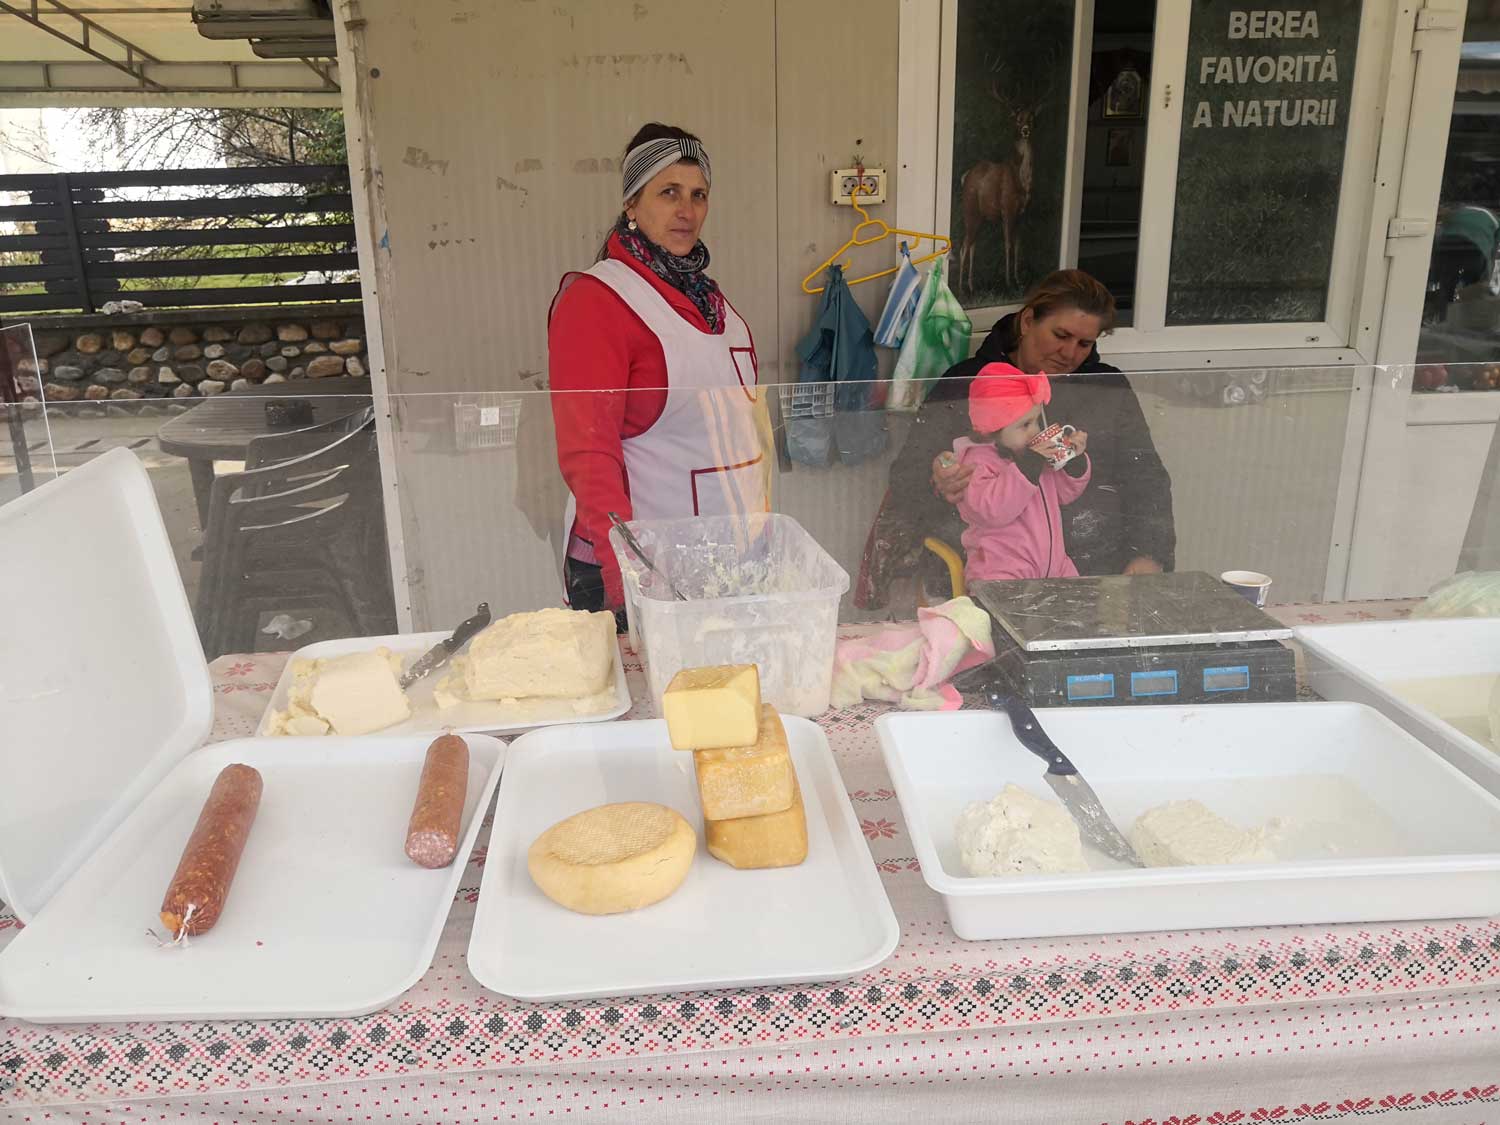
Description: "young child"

(950, 362), (1090, 583)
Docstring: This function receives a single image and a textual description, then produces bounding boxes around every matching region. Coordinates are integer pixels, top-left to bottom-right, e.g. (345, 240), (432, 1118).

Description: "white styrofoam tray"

(1297, 618), (1500, 795)
(0, 447), (214, 924)
(255, 630), (631, 737)
(0, 734), (504, 1023)
(877, 703), (1500, 941)
(467, 717), (899, 1001)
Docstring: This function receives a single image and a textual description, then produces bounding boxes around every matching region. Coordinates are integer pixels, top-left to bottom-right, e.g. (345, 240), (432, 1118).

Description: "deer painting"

(957, 62), (1048, 296)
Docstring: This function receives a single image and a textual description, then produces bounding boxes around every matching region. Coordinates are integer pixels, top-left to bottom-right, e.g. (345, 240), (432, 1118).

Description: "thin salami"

(159, 763), (263, 939)
(404, 734), (469, 868)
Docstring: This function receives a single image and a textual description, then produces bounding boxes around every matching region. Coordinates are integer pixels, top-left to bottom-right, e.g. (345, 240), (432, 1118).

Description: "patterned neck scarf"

(615, 216), (725, 333)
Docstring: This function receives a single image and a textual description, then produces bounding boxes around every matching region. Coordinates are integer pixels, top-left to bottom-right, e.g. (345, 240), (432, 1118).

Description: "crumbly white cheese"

(265, 648), (410, 736)
(954, 784), (1088, 877)
(1130, 800), (1275, 867)
(448, 608), (614, 703)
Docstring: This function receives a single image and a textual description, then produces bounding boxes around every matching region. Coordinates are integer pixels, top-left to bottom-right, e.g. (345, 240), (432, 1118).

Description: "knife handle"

(444, 603), (492, 653)
(982, 682), (1077, 776)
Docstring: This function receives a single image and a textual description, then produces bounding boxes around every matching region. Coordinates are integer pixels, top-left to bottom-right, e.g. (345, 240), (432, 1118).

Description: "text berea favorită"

(1191, 9), (1343, 129)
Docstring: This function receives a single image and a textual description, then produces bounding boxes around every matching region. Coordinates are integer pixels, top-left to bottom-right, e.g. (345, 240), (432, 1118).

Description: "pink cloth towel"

(831, 597), (995, 711)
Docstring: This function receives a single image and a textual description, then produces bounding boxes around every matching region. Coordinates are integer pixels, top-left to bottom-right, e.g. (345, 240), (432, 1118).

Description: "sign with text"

(1167, 4), (1362, 326)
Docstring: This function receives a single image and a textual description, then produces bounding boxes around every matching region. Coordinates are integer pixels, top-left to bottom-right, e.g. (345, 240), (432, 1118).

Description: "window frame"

(899, 0), (1396, 365)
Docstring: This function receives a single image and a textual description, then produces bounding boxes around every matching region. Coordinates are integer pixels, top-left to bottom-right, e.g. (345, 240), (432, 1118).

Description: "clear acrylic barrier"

(0, 323), (58, 504)
(1, 360), (1496, 661)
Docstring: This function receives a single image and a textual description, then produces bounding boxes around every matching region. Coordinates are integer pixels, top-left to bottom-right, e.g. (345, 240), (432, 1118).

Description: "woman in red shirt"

(549, 123), (766, 618)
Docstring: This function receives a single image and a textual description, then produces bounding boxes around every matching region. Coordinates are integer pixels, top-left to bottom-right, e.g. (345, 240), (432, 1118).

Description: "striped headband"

(621, 137), (712, 203)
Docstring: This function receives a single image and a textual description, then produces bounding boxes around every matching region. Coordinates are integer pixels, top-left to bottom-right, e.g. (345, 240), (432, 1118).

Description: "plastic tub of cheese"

(876, 702), (1500, 940)
(610, 513), (849, 718)
(1297, 617), (1500, 797)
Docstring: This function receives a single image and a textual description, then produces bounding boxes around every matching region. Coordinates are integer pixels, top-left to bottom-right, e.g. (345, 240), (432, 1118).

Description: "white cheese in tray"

(265, 648), (411, 736)
(954, 784), (1088, 876)
(1130, 800), (1274, 867)
(434, 608), (616, 708)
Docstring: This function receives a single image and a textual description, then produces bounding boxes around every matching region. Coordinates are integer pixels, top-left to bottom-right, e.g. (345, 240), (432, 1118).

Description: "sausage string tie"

(145, 904), (196, 949)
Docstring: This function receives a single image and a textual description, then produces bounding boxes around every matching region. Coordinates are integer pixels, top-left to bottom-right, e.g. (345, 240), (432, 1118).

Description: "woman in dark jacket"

(858, 269), (1175, 608)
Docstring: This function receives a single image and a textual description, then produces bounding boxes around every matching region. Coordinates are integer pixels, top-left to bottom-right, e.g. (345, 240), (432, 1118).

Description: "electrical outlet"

(830, 167), (887, 206)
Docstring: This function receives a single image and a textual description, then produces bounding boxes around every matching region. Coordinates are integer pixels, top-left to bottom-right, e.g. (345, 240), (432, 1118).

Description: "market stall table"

(154, 377), (374, 529)
(2, 599), (1498, 1124)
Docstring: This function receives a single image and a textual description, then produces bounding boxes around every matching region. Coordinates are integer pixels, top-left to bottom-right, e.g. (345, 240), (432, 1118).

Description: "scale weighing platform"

(971, 571), (1296, 706)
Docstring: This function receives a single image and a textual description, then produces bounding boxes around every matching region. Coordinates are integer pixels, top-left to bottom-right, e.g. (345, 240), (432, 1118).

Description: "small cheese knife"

(982, 682), (1145, 868)
(399, 602), (491, 690)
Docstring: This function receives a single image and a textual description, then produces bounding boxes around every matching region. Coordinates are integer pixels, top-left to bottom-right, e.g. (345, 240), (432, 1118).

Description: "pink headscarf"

(968, 362), (1051, 433)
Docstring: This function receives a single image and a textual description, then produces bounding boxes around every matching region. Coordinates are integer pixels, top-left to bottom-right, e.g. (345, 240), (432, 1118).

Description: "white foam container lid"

(0, 447), (214, 922)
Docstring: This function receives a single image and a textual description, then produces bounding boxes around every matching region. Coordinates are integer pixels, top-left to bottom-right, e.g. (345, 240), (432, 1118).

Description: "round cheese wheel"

(527, 802), (696, 915)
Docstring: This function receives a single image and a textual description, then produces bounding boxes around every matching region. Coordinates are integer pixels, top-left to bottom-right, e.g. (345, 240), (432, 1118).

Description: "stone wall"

(13, 310), (369, 404)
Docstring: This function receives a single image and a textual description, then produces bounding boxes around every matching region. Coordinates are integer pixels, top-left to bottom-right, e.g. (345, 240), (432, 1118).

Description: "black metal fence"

(0, 165), (359, 315)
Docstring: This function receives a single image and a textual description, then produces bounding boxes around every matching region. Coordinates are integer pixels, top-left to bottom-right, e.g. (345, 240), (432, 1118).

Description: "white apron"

(559, 257), (768, 568)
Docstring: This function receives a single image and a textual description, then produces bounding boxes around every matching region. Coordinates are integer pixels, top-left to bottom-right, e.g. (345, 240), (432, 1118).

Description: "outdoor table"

(154, 376), (373, 529)
(3, 599), (1498, 1124)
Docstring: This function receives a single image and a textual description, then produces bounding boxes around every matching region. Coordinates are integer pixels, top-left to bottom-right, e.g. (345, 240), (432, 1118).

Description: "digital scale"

(970, 571), (1296, 707)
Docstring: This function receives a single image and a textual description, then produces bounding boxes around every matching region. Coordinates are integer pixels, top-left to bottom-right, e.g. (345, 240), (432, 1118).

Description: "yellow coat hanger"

(801, 186), (952, 295)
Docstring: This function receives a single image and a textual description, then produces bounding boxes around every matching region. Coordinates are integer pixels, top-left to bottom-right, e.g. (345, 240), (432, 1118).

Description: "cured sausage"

(159, 763), (263, 939)
(404, 734), (469, 868)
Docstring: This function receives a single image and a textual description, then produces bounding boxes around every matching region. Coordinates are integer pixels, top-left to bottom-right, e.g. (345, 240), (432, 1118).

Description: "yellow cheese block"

(527, 802), (696, 915)
(662, 664), (761, 751)
(693, 705), (794, 820)
(706, 773), (808, 869)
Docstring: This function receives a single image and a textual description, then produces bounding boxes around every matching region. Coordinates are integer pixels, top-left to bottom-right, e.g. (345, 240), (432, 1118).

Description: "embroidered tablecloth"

(3, 600), (1498, 1123)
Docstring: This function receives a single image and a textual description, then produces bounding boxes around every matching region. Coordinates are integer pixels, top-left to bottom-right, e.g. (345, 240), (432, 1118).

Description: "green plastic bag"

(889, 255), (972, 413)
(1412, 571), (1500, 618)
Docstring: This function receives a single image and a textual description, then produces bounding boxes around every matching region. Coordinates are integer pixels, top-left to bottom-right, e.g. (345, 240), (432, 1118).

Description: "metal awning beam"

(0, 59), (341, 98)
(0, 0), (164, 90)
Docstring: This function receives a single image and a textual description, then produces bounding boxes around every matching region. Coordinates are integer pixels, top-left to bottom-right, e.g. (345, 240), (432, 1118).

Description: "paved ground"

(1, 404), (205, 607)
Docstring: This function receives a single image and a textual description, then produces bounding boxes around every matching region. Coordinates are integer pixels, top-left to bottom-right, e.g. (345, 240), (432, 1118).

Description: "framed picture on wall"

(1103, 66), (1142, 119)
(1105, 127), (1132, 167)
(948, 0), (1077, 308)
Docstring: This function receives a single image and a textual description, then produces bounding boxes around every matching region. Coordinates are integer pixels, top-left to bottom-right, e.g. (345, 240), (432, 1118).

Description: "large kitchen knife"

(399, 602), (491, 690)
(982, 682), (1144, 868)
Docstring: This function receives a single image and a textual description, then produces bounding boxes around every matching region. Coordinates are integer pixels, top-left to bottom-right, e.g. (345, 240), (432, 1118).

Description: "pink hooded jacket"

(953, 437), (1091, 582)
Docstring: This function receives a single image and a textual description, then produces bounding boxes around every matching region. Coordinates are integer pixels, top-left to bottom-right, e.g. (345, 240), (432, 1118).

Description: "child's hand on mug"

(1069, 430), (1088, 455)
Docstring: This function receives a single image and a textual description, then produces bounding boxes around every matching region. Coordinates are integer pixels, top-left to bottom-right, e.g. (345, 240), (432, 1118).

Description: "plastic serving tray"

(467, 717), (899, 1001)
(878, 702), (1500, 940)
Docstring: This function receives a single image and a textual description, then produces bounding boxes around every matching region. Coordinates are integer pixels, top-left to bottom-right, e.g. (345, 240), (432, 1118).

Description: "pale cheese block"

(953, 784), (1087, 877)
(527, 802), (696, 915)
(705, 772), (808, 869)
(307, 649), (412, 735)
(692, 705), (795, 820)
(464, 608), (614, 701)
(662, 664), (761, 750)
(266, 648), (408, 736)
(1130, 800), (1274, 868)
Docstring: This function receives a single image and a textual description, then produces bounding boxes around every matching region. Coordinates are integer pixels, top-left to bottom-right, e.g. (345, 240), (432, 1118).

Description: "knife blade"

(399, 602), (491, 689)
(983, 682), (1144, 868)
